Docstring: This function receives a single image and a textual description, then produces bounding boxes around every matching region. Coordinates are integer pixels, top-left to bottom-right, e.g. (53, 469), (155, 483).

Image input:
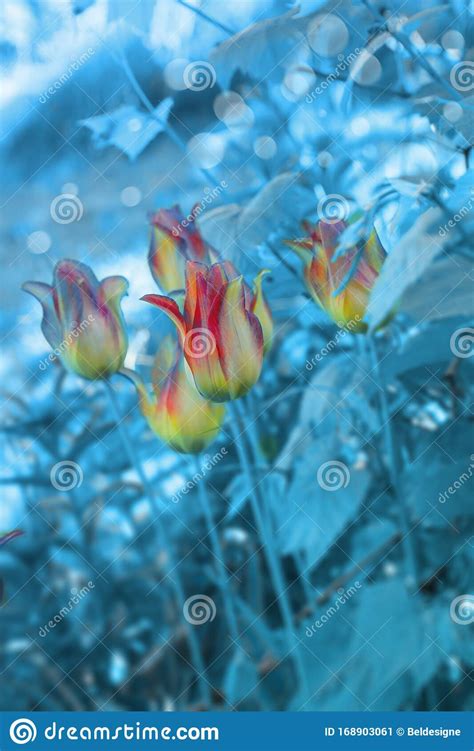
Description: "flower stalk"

(104, 379), (211, 706)
(228, 402), (307, 692)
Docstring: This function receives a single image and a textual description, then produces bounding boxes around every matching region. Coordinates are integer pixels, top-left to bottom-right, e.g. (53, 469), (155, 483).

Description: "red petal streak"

(141, 295), (186, 341)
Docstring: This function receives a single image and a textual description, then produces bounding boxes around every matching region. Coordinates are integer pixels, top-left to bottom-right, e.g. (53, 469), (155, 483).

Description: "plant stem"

(104, 379), (210, 706)
(227, 402), (307, 694)
(177, 0), (236, 35)
(243, 393), (314, 607)
(365, 335), (419, 590)
(194, 457), (241, 648)
(117, 48), (220, 185)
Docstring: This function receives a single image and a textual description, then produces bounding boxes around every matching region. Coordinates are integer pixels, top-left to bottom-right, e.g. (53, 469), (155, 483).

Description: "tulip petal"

(149, 224), (187, 293)
(251, 270), (273, 354)
(151, 205), (207, 261)
(217, 276), (263, 399)
(318, 219), (348, 258)
(22, 281), (62, 349)
(54, 259), (100, 331)
(141, 294), (187, 342)
(184, 261), (208, 325)
(185, 273), (229, 401)
(285, 237), (313, 263)
(124, 345), (225, 453)
(99, 276), (129, 308)
(120, 367), (155, 418)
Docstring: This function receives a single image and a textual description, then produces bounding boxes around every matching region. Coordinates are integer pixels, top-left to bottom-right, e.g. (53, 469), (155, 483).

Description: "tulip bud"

(23, 260), (128, 380)
(122, 338), (225, 454)
(148, 206), (211, 294)
(251, 270), (273, 354)
(142, 261), (266, 402)
(287, 217), (387, 332)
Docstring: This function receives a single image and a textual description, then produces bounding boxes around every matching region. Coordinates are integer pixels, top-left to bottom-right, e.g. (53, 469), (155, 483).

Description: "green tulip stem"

(228, 402), (307, 694)
(194, 457), (241, 649)
(104, 379), (210, 707)
(243, 394), (314, 609)
(365, 335), (419, 590)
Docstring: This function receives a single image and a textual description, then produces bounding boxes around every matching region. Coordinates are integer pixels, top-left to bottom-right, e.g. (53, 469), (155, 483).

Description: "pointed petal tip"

(141, 294), (163, 305)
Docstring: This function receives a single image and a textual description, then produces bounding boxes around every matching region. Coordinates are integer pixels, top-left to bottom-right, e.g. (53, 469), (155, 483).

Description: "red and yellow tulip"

(287, 217), (387, 332)
(122, 338), (225, 453)
(148, 205), (211, 294)
(142, 261), (270, 402)
(23, 260), (128, 380)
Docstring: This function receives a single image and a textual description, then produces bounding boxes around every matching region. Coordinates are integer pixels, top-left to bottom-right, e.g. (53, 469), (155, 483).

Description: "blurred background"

(1, 0), (473, 712)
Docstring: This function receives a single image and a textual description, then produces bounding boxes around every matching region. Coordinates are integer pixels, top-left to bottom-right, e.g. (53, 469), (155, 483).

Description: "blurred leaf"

(211, 8), (307, 88)
(223, 651), (260, 705)
(367, 207), (447, 329)
(79, 100), (173, 160)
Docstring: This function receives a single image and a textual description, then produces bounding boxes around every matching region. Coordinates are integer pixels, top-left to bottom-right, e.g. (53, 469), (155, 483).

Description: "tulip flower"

(287, 217), (387, 332)
(122, 338), (225, 453)
(142, 261), (267, 402)
(250, 270), (273, 354)
(148, 205), (211, 294)
(23, 260), (128, 380)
